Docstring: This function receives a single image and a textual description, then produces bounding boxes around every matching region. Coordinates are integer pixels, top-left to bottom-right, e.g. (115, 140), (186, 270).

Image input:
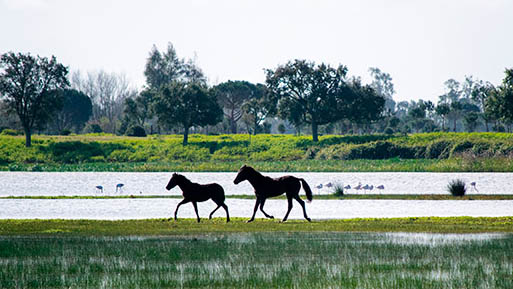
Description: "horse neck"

(245, 168), (265, 187)
(176, 176), (194, 191)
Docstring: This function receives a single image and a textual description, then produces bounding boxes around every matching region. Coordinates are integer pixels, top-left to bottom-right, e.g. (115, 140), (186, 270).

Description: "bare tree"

(72, 70), (137, 133)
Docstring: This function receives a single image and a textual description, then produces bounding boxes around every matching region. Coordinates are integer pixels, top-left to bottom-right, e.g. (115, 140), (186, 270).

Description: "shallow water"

(1, 198), (512, 220)
(1, 171), (512, 196)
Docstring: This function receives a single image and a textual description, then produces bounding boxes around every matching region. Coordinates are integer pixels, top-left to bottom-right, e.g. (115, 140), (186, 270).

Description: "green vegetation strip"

(1, 217), (513, 235)
(3, 194), (513, 200)
(2, 132), (513, 172)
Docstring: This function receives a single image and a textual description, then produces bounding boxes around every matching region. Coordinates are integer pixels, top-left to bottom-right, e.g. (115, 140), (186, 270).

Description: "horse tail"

(299, 178), (313, 202)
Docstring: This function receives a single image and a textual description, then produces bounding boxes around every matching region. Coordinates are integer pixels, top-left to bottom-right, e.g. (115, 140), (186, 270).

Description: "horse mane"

(174, 173), (193, 185)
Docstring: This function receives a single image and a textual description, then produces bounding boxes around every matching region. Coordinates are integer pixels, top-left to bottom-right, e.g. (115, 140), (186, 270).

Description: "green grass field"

(1, 132), (513, 172)
(1, 231), (512, 288)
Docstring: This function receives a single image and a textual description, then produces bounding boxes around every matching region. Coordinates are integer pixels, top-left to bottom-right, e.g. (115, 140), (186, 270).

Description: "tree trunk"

(24, 127), (32, 147)
(485, 121), (489, 132)
(183, 126), (189, 146)
(453, 119), (457, 132)
(312, 122), (319, 142)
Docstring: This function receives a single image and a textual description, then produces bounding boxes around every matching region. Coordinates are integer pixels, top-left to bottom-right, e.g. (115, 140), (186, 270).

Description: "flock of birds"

(95, 183), (124, 194)
(315, 181), (478, 193)
(315, 182), (385, 193)
(94, 181), (478, 194)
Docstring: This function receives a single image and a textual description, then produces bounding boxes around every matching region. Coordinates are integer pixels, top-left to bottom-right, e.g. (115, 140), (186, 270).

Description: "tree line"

(1, 43), (512, 147)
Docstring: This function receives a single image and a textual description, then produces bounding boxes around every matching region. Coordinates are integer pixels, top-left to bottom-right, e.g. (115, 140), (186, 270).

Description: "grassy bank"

(2, 217), (513, 235)
(1, 232), (512, 288)
(1, 132), (513, 172)
(3, 194), (513, 200)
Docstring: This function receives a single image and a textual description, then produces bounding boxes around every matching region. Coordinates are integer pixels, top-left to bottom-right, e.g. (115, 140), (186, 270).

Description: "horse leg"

(221, 203), (230, 222)
(192, 202), (200, 223)
(173, 199), (190, 221)
(281, 196), (294, 222)
(209, 205), (221, 219)
(247, 198), (261, 223)
(259, 198), (274, 219)
(294, 195), (311, 222)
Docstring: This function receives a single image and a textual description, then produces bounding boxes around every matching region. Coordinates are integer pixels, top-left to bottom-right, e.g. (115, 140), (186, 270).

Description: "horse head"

(233, 165), (250, 184)
(166, 173), (180, 190)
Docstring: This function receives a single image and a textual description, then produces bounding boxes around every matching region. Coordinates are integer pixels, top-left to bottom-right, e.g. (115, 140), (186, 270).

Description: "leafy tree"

(266, 60), (351, 142)
(154, 82), (222, 145)
(144, 43), (184, 90)
(435, 103), (450, 131)
(214, 80), (257, 134)
(0, 52), (69, 146)
(369, 67), (396, 113)
(53, 89), (92, 133)
(471, 80), (495, 131)
(492, 69), (513, 124)
(347, 78), (385, 133)
(241, 84), (275, 135)
(463, 112), (480, 132)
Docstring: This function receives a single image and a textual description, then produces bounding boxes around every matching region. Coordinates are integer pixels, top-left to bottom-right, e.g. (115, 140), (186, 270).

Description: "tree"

(369, 67), (396, 113)
(471, 80), (495, 131)
(435, 103), (450, 131)
(144, 43), (184, 90)
(214, 80), (257, 134)
(463, 112), (480, 132)
(489, 69), (513, 126)
(53, 89), (92, 133)
(241, 84), (275, 135)
(0, 52), (69, 146)
(154, 82), (222, 145)
(71, 70), (136, 133)
(347, 78), (385, 133)
(266, 60), (351, 142)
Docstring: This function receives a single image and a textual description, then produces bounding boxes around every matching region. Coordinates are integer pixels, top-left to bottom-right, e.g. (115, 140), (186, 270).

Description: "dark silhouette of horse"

(166, 173), (230, 222)
(233, 165), (313, 222)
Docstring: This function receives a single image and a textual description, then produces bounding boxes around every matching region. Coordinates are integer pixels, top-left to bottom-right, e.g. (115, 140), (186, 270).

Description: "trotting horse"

(233, 165), (313, 222)
(166, 173), (230, 222)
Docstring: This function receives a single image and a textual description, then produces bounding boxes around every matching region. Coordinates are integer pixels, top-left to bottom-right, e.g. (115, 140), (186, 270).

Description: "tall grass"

(0, 232), (512, 289)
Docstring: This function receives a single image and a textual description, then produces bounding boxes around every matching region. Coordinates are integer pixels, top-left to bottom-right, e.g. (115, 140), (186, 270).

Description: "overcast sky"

(1, 0), (512, 103)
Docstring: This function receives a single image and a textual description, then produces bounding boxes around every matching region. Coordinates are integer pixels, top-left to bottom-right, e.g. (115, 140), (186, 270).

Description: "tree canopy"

(154, 82), (222, 145)
(0, 52), (69, 146)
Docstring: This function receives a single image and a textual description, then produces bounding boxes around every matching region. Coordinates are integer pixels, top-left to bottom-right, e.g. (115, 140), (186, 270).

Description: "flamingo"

(315, 183), (323, 194)
(116, 183), (124, 193)
(95, 185), (103, 193)
(470, 182), (478, 192)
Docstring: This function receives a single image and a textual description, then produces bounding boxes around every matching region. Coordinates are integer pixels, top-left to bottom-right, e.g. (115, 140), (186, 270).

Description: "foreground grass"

(0, 232), (512, 288)
(4, 194), (513, 200)
(2, 217), (513, 236)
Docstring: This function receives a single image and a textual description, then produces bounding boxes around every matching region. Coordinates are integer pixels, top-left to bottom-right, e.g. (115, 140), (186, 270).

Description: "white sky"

(1, 0), (512, 103)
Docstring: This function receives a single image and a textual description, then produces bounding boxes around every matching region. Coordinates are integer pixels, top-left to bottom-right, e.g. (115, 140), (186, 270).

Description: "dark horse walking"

(233, 165), (313, 222)
(166, 173), (230, 222)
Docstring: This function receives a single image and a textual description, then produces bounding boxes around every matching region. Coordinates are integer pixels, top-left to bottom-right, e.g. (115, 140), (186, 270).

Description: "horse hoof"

(269, 216), (274, 219)
(226, 219), (230, 223)
(246, 219), (254, 223)
(306, 218), (312, 222)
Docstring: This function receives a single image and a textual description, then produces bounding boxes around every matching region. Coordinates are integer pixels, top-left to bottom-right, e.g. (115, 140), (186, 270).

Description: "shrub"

(0, 129), (22, 136)
(449, 140), (474, 158)
(60, 129), (72, 136)
(332, 183), (344, 197)
(384, 127), (394, 135)
(447, 179), (466, 196)
(426, 140), (453, 159)
(45, 141), (104, 163)
(108, 149), (132, 162)
(126, 125), (147, 137)
(83, 123), (103, 133)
